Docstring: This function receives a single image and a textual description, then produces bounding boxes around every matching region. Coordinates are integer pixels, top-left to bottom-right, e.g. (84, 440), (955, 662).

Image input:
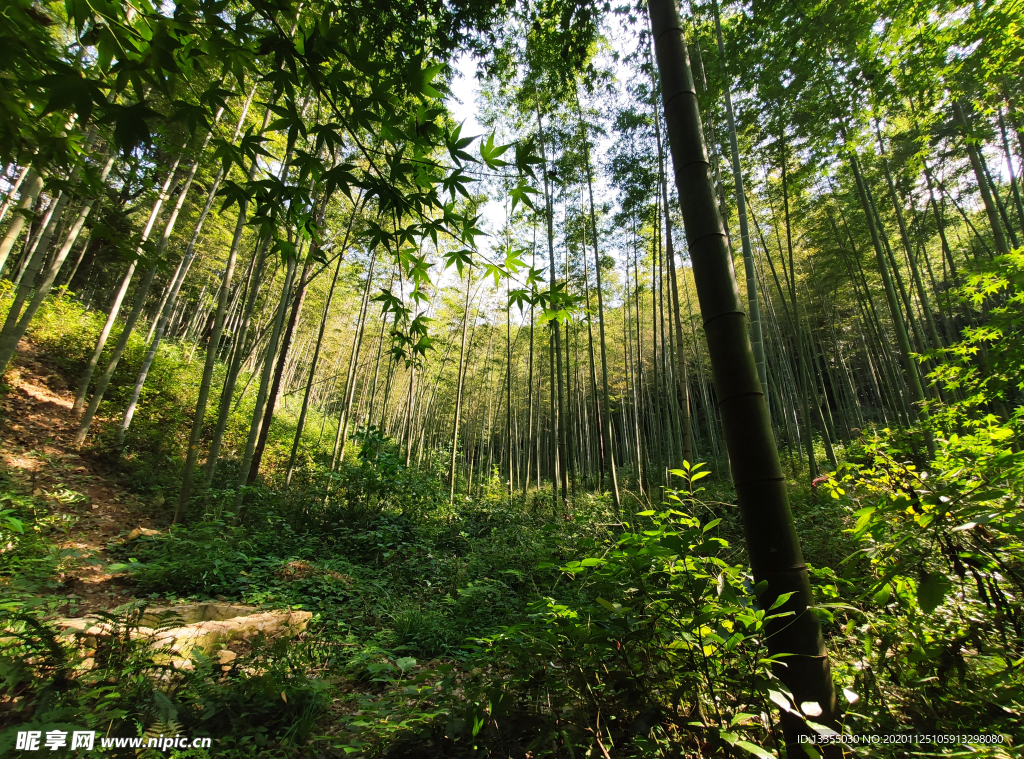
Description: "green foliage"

(826, 441), (1023, 738)
(126, 517), (284, 597)
(0, 472), (81, 617)
(2, 0), (1021, 753)
(457, 501), (803, 757)
(927, 249), (1024, 445)
(0, 456), (326, 756)
(805, 251), (1024, 741)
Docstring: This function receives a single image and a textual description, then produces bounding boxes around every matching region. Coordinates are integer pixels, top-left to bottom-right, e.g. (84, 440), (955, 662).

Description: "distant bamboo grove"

(0, 0), (1019, 512)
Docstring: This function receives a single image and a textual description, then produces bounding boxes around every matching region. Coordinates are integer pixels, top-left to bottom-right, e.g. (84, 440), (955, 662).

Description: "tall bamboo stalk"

(647, 0), (840, 745)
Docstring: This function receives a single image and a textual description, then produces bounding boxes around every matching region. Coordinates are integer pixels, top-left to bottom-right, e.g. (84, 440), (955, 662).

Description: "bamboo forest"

(0, 0), (1022, 755)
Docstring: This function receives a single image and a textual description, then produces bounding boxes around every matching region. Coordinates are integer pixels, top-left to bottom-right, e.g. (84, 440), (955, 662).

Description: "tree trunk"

(536, 107), (569, 508)
(711, 0), (769, 410)
(174, 101), (276, 519)
(0, 170), (43, 277)
(647, 0), (840, 748)
(655, 107), (695, 470)
(998, 107), (1024, 237)
(203, 238), (273, 485)
(875, 129), (942, 349)
(779, 131), (819, 480)
(0, 164), (33, 228)
(118, 163), (236, 442)
(524, 238), (536, 494)
(248, 250), (314, 483)
(953, 100), (1009, 256)
(330, 249), (378, 469)
(3, 187), (71, 330)
(73, 153), (184, 413)
(74, 132), (214, 444)
(286, 249), (345, 484)
(449, 269), (473, 504)
(234, 255), (298, 506)
(0, 155), (116, 375)
(847, 148), (927, 422)
(580, 110), (621, 511)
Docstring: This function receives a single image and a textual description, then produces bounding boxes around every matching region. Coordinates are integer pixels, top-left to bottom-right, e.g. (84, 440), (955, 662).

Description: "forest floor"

(0, 338), (155, 616)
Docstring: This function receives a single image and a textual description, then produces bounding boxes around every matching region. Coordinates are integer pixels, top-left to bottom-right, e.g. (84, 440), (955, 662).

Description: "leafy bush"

(126, 518), (272, 596)
(821, 440), (1024, 737)
(805, 251), (1024, 742)
(0, 474), (79, 616)
(455, 482), (845, 758)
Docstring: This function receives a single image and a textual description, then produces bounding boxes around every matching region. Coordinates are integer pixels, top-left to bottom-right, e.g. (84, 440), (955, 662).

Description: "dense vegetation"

(0, 0), (1022, 755)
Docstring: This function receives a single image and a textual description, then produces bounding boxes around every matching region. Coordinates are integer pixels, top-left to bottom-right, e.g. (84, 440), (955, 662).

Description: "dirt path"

(1, 339), (154, 614)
